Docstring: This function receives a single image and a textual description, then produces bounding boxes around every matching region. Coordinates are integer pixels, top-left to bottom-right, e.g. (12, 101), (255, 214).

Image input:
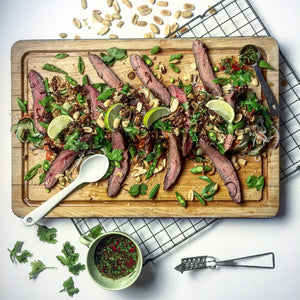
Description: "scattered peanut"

(164, 24), (171, 35)
(59, 33), (67, 38)
(73, 17), (82, 29)
(181, 11), (193, 18)
(150, 23), (160, 34)
(188, 190), (194, 201)
(183, 3), (194, 10)
(170, 98), (179, 112)
(179, 26), (188, 34)
(74, 35), (81, 40)
(137, 21), (148, 27)
(238, 158), (247, 166)
(153, 15), (163, 25)
(171, 22), (179, 32)
(113, 118), (121, 129)
(112, 13), (122, 19)
(105, 14), (114, 21)
(98, 25), (110, 35)
(81, 0), (87, 9)
(113, 0), (120, 13)
(107, 0), (113, 7)
(157, 1), (168, 7)
(138, 5), (149, 11)
(208, 6), (217, 15)
(93, 10), (103, 23)
(117, 21), (124, 28)
(174, 10), (181, 19)
(102, 19), (112, 26)
(191, 62), (197, 70)
(160, 9), (171, 16)
(149, 0), (156, 4)
(140, 7), (152, 16)
(109, 34), (119, 39)
(132, 14), (139, 25)
(122, 0), (132, 8)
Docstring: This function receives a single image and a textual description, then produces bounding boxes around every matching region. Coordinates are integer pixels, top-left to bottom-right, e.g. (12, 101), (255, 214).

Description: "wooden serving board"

(11, 37), (279, 218)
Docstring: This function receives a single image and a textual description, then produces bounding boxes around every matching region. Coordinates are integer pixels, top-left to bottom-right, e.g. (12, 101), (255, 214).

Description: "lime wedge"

(104, 103), (125, 131)
(143, 107), (171, 128)
(206, 99), (235, 123)
(47, 115), (73, 139)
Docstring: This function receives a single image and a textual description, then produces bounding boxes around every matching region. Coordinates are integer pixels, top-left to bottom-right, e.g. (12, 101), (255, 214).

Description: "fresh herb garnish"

(129, 183), (148, 197)
(120, 84), (131, 95)
(246, 175), (265, 191)
(153, 119), (172, 132)
(123, 123), (140, 139)
(60, 277), (79, 297)
(36, 224), (58, 244)
(101, 47), (127, 66)
(56, 241), (85, 275)
(258, 60), (274, 70)
(17, 97), (27, 113)
(88, 225), (103, 238)
(106, 149), (123, 167)
(82, 74), (89, 85)
(8, 241), (32, 263)
(29, 260), (54, 279)
(178, 80), (192, 95)
(97, 88), (115, 101)
(65, 75), (78, 86)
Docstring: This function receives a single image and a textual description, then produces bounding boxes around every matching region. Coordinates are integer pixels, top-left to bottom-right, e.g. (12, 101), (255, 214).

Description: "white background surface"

(1, 0), (300, 299)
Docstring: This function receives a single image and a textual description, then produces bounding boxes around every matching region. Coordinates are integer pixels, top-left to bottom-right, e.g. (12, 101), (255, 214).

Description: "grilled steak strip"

(164, 132), (183, 190)
(223, 85), (248, 151)
(167, 85), (188, 103)
(81, 85), (105, 120)
(28, 70), (47, 134)
(88, 52), (123, 92)
(107, 131), (130, 197)
(167, 84), (192, 156)
(192, 40), (222, 97)
(130, 54), (171, 106)
(44, 135), (92, 189)
(198, 139), (242, 203)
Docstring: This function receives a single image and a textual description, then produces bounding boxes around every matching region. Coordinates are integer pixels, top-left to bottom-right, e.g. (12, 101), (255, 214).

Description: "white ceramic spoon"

(23, 154), (109, 227)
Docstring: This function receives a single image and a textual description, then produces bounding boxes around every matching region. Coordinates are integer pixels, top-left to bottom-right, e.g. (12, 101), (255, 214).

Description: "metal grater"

(175, 252), (275, 273)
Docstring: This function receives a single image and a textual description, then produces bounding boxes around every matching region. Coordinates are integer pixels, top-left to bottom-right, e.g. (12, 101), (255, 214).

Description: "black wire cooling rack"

(72, 0), (300, 265)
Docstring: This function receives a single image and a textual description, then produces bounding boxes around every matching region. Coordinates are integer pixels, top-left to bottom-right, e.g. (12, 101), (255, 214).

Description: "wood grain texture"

(11, 37), (279, 218)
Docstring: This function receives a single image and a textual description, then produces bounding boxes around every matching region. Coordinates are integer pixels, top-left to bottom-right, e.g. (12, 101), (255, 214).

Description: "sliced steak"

(28, 70), (47, 134)
(182, 126), (193, 157)
(167, 85), (188, 103)
(198, 139), (242, 203)
(44, 150), (78, 189)
(107, 131), (129, 197)
(130, 54), (171, 106)
(81, 85), (105, 120)
(44, 134), (92, 189)
(88, 52), (123, 92)
(163, 132), (183, 190)
(192, 40), (222, 97)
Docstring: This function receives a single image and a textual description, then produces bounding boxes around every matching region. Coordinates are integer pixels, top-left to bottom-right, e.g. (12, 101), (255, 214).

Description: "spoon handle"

(253, 64), (279, 116)
(23, 178), (83, 227)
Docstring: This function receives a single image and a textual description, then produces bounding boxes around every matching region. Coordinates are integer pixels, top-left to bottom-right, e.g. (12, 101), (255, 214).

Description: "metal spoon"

(23, 154), (109, 227)
(240, 44), (279, 116)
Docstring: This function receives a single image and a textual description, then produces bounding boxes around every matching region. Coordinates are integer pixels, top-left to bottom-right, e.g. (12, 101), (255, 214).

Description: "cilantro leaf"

(60, 277), (79, 297)
(106, 149), (123, 164)
(37, 224), (58, 244)
(8, 241), (23, 263)
(16, 250), (32, 263)
(65, 140), (89, 152)
(140, 183), (148, 196)
(101, 47), (127, 66)
(153, 119), (172, 132)
(129, 184), (141, 197)
(246, 175), (265, 191)
(29, 260), (54, 279)
(88, 225), (103, 238)
(123, 123), (140, 140)
(120, 84), (131, 95)
(56, 242), (85, 275)
(97, 88), (115, 101)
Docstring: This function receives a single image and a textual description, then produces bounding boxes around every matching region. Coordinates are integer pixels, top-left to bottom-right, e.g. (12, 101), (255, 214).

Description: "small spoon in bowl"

(240, 44), (279, 116)
(23, 154), (109, 227)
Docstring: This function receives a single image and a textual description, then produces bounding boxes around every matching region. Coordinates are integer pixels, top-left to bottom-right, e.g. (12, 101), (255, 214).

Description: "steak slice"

(198, 139), (242, 203)
(28, 70), (47, 134)
(88, 52), (123, 92)
(44, 134), (92, 189)
(192, 40), (222, 97)
(163, 132), (183, 190)
(167, 85), (188, 103)
(81, 85), (105, 120)
(130, 54), (171, 106)
(107, 131), (130, 197)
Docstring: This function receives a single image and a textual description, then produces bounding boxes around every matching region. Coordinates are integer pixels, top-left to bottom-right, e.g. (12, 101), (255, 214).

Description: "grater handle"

(216, 252), (275, 269)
